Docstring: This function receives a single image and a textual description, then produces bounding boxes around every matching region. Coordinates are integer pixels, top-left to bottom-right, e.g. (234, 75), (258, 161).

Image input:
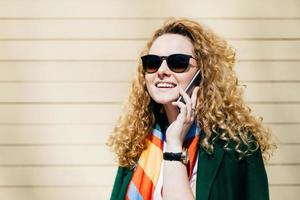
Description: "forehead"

(149, 33), (195, 56)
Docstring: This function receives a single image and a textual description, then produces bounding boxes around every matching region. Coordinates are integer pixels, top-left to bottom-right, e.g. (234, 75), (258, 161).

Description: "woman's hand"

(165, 86), (200, 148)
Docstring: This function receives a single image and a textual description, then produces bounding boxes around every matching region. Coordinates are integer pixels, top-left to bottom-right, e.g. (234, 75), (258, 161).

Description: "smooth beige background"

(0, 0), (299, 199)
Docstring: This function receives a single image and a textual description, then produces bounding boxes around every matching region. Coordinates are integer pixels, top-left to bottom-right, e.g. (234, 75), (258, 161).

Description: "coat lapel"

(116, 138), (224, 200)
(195, 143), (224, 200)
(115, 167), (133, 200)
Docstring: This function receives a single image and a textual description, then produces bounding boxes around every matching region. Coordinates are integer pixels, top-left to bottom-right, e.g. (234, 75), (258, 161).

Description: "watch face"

(181, 148), (189, 164)
(163, 148), (189, 164)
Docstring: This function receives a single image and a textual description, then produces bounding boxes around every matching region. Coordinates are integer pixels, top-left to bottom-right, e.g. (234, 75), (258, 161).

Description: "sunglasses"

(141, 53), (197, 73)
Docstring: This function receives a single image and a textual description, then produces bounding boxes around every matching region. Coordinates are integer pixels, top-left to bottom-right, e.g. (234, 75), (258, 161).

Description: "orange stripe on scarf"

(126, 122), (200, 200)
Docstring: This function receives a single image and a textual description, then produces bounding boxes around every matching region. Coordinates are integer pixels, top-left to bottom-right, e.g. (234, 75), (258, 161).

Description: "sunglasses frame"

(141, 53), (197, 73)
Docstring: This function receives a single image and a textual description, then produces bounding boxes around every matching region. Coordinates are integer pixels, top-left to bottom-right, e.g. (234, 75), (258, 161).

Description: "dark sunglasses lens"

(167, 54), (190, 72)
(141, 55), (161, 73)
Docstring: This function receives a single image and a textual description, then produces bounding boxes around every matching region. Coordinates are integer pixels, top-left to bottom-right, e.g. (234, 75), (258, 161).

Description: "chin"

(152, 96), (177, 105)
(147, 86), (178, 104)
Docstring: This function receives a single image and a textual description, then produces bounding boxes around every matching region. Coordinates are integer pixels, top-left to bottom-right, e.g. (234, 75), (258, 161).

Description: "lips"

(155, 82), (177, 88)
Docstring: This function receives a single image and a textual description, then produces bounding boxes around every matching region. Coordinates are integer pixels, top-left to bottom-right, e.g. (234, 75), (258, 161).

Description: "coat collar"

(195, 142), (224, 200)
(115, 166), (133, 200)
(119, 134), (224, 200)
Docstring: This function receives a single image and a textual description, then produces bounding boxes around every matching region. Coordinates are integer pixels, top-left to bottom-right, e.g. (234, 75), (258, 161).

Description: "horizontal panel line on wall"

(1, 19), (300, 44)
(0, 143), (297, 146)
(0, 102), (300, 104)
(2, 80), (300, 83)
(1, 59), (300, 62)
(0, 80), (300, 103)
(1, 57), (297, 61)
(0, 123), (116, 125)
(0, 124), (296, 144)
(278, 143), (300, 146)
(1, 81), (299, 102)
(0, 40), (299, 60)
(0, 19), (300, 40)
(0, 101), (297, 122)
(0, 38), (300, 41)
(1, 19), (299, 40)
(243, 80), (300, 83)
(1, 17), (300, 20)
(0, 142), (297, 146)
(243, 102), (300, 104)
(0, 164), (115, 167)
(0, 122), (299, 125)
(0, 165), (297, 185)
(0, 185), (106, 187)
(0, 102), (122, 105)
(0, 61), (299, 81)
(0, 142), (297, 145)
(0, 81), (129, 83)
(0, 141), (297, 145)
(269, 184), (300, 186)
(0, 163), (299, 167)
(0, 144), (297, 165)
(0, 144), (104, 146)
(267, 163), (300, 166)
(0, 122), (300, 126)
(0, 184), (298, 188)
(0, 0), (299, 18)
(265, 122), (300, 125)
(0, 59), (134, 62)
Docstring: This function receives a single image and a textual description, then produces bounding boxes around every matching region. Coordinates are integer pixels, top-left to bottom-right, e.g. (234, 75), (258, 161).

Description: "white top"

(153, 141), (199, 199)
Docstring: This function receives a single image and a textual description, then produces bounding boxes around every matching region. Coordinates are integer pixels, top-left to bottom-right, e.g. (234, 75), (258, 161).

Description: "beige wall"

(0, 0), (299, 199)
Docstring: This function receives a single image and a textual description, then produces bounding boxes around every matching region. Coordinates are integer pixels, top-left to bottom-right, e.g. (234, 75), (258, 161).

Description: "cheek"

(144, 75), (155, 95)
(176, 76), (190, 89)
(177, 69), (199, 88)
(145, 74), (154, 87)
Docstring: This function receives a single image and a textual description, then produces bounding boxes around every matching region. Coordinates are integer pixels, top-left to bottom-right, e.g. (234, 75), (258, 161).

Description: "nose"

(157, 59), (171, 76)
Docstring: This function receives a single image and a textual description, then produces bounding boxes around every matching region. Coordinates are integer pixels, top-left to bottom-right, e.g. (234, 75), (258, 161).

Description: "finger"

(179, 87), (191, 105)
(191, 86), (200, 109)
(190, 114), (195, 123)
(179, 88), (192, 121)
(172, 101), (187, 115)
(171, 101), (187, 122)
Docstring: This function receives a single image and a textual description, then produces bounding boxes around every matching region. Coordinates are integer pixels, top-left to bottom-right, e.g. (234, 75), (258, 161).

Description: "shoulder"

(203, 131), (265, 171)
(211, 129), (260, 159)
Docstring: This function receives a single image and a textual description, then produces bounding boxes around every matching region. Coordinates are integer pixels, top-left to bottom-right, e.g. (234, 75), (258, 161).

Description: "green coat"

(110, 139), (269, 200)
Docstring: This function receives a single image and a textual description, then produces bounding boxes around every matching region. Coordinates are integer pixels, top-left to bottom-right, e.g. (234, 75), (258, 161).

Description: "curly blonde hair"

(107, 17), (277, 168)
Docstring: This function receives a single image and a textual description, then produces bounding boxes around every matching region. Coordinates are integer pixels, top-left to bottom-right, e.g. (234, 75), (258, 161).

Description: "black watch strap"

(163, 148), (189, 164)
(163, 152), (182, 161)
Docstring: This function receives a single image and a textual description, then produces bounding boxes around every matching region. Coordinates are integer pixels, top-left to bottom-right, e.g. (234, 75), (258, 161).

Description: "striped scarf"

(125, 121), (201, 200)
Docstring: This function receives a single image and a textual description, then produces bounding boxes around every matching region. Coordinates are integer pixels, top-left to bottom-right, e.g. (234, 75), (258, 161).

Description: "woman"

(107, 18), (276, 200)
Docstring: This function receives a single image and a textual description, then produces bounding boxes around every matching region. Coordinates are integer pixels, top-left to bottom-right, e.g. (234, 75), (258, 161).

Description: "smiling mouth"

(155, 82), (177, 88)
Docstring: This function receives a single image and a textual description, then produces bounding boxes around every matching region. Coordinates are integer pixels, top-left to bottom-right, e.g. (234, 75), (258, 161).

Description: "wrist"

(163, 147), (189, 165)
(166, 138), (183, 146)
(165, 143), (182, 152)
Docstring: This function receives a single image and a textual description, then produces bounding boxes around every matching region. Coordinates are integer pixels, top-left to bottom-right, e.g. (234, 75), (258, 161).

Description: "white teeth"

(156, 83), (175, 88)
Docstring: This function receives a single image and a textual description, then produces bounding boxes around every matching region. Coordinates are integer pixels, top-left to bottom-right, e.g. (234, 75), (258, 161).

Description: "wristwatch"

(163, 147), (189, 165)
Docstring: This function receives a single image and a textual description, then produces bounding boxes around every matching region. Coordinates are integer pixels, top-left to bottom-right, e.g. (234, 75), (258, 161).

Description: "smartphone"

(176, 70), (202, 104)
